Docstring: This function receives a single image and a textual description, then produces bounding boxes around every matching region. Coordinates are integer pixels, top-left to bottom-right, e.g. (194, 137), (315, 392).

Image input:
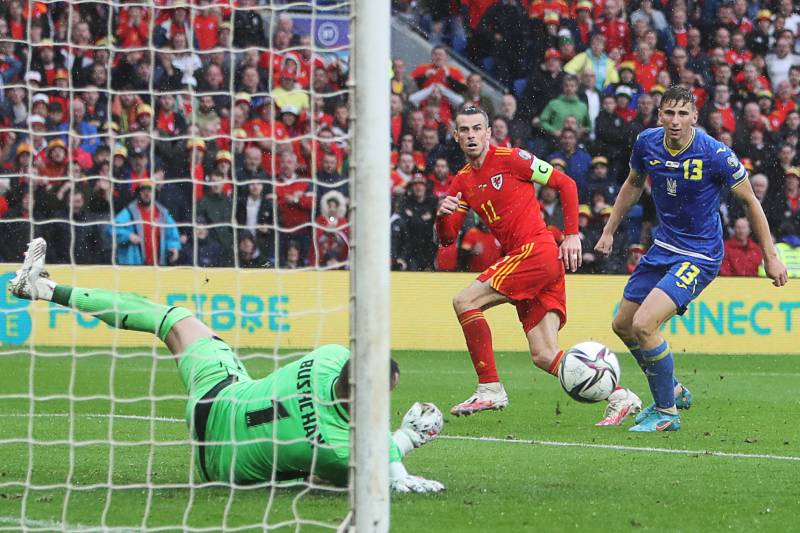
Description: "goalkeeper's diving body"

(9, 238), (445, 493)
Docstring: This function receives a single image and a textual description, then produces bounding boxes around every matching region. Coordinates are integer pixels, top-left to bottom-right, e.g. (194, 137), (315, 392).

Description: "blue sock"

(625, 342), (647, 371)
(640, 341), (676, 410)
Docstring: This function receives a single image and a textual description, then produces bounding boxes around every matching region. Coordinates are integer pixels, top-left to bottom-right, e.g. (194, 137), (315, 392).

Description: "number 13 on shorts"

(674, 261), (700, 291)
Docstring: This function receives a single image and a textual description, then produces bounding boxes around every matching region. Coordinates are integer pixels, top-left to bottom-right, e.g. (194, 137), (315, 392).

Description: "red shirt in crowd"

(461, 226), (503, 272)
(528, 0), (570, 19)
(429, 173), (455, 200)
(436, 242), (459, 271)
(194, 13), (220, 50)
(275, 176), (314, 229)
(137, 203), (161, 266)
(410, 63), (466, 92)
(596, 18), (631, 53)
(720, 237), (762, 276)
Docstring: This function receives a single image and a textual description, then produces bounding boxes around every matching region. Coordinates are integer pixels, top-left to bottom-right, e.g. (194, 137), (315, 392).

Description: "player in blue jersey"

(595, 85), (788, 432)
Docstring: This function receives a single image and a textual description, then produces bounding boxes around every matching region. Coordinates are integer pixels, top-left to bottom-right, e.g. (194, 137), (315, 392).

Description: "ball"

(558, 341), (621, 403)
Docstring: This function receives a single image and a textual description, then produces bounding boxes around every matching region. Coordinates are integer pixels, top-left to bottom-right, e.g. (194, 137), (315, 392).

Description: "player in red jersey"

(437, 107), (642, 425)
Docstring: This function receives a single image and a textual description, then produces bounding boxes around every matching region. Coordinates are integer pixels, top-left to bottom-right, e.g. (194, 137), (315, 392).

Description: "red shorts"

(476, 241), (567, 333)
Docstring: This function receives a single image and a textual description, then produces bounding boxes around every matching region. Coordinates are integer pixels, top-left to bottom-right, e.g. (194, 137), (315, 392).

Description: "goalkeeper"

(9, 238), (444, 493)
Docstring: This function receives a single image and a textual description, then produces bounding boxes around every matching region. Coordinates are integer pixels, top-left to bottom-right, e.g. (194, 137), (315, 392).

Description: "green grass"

(0, 347), (799, 532)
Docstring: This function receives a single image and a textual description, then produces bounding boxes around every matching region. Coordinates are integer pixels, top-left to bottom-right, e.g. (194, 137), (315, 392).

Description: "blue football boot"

(629, 409), (681, 432)
(634, 386), (693, 424)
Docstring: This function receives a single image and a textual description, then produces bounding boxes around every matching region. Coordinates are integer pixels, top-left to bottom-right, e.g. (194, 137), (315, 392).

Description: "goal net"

(0, 0), (389, 530)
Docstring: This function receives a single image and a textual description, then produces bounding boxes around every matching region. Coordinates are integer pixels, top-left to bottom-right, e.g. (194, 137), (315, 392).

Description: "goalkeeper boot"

(629, 409), (681, 432)
(450, 382), (508, 417)
(634, 386), (693, 424)
(596, 387), (643, 426)
(8, 238), (53, 301)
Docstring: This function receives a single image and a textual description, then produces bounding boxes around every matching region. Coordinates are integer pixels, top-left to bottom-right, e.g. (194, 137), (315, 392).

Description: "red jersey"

(438, 145), (578, 254)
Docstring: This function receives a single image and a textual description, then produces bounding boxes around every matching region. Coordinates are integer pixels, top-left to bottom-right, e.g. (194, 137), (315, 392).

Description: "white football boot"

(8, 238), (53, 301)
(450, 382), (509, 416)
(595, 387), (643, 426)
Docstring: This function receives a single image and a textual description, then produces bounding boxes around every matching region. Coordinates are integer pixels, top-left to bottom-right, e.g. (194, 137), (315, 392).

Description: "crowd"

(0, 1), (798, 276)
(393, 0), (800, 276)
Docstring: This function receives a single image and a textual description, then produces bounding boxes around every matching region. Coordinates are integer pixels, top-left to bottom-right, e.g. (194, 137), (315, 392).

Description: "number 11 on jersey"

(481, 200), (501, 223)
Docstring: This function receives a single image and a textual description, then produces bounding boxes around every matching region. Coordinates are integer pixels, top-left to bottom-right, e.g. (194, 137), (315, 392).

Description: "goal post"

(0, 0), (396, 529)
(350, 0), (392, 530)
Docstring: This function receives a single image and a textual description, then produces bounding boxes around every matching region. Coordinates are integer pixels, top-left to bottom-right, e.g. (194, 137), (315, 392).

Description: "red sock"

(547, 350), (565, 376)
(458, 309), (499, 383)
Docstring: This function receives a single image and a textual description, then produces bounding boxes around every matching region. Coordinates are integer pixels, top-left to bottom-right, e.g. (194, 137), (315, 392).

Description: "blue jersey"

(630, 128), (748, 262)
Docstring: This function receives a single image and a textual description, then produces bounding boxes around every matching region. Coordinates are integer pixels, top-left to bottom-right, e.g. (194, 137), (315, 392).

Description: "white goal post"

(350, 0), (391, 530)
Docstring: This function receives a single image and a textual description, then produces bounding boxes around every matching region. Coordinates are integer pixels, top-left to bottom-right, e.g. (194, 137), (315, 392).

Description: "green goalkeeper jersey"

(200, 344), (402, 485)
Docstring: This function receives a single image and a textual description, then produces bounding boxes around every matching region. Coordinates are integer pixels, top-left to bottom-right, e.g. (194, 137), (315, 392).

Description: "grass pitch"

(0, 347), (798, 532)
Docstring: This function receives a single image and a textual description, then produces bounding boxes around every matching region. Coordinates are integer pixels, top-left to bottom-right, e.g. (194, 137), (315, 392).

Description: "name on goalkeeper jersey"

(296, 359), (325, 444)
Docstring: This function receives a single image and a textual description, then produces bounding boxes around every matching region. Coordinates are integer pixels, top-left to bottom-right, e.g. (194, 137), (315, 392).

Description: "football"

(558, 342), (621, 403)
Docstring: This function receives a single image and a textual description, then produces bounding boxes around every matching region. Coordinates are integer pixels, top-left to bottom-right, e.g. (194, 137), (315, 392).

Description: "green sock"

(58, 286), (192, 341)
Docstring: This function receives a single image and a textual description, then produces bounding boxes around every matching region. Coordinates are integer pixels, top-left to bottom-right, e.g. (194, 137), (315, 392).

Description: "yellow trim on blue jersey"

(643, 345), (671, 362)
(663, 127), (696, 157)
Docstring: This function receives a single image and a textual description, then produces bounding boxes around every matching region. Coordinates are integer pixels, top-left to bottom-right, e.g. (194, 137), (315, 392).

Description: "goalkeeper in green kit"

(9, 239), (444, 493)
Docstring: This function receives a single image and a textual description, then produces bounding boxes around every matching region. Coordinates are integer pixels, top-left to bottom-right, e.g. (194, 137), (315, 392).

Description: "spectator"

(391, 152), (418, 195)
(317, 151), (348, 201)
(410, 46), (466, 94)
(111, 180), (181, 266)
(398, 173), (438, 271)
(233, 0), (267, 49)
(766, 37), (800, 90)
(539, 75), (590, 141)
(596, 0), (631, 53)
(0, 189), (32, 262)
(721, 217), (763, 276)
(496, 94), (530, 147)
(774, 167), (800, 238)
(463, 73), (495, 117)
(521, 48), (564, 120)
(391, 58), (414, 101)
(539, 184), (564, 230)
(626, 243), (646, 274)
(238, 233), (265, 268)
(429, 157), (453, 200)
(459, 218), (501, 272)
(586, 156), (619, 204)
(196, 171), (235, 266)
(310, 190), (349, 268)
(548, 128), (591, 193)
(281, 241), (307, 269)
(59, 190), (110, 264)
(627, 93), (657, 146)
(236, 180), (275, 261)
(272, 71), (310, 114)
(275, 150), (314, 261)
(181, 221), (224, 268)
(491, 117), (512, 148)
(564, 33), (619, 90)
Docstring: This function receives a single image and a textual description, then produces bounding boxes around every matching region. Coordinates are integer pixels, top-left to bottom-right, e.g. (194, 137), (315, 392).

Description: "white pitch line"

(0, 515), (138, 532)
(3, 413), (799, 463)
(439, 435), (800, 462)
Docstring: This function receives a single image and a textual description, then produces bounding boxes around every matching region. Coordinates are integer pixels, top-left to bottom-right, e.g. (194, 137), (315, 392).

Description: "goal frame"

(349, 0), (392, 531)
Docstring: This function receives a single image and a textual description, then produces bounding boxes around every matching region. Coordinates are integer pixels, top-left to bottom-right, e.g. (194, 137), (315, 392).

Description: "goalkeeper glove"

(389, 462), (445, 493)
(393, 402), (443, 454)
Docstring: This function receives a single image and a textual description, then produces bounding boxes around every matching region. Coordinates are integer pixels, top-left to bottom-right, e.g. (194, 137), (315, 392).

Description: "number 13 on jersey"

(683, 159), (703, 180)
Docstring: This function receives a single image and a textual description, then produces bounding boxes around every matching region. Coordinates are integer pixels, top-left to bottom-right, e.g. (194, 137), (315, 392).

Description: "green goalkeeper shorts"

(178, 337), (252, 423)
